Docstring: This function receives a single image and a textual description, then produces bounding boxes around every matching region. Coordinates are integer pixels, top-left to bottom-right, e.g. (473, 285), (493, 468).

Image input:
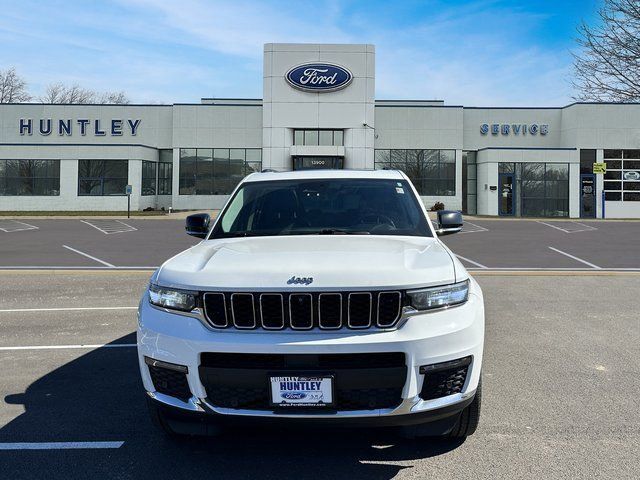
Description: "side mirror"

(436, 210), (463, 236)
(185, 213), (211, 238)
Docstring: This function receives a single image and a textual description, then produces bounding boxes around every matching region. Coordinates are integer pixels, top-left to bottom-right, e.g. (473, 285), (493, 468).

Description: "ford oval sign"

(285, 63), (353, 92)
(282, 392), (307, 400)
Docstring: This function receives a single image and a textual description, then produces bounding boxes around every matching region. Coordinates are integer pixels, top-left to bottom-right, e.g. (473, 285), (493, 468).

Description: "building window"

(604, 149), (640, 201)
(0, 159), (60, 196)
(141, 161), (157, 196)
(499, 162), (569, 217)
(78, 160), (128, 196)
(580, 149), (596, 175)
(374, 149), (456, 196)
(293, 129), (344, 146)
(179, 148), (261, 195)
(462, 151), (477, 214)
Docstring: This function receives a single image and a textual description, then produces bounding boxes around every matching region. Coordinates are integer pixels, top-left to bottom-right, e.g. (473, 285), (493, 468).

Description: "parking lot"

(0, 217), (639, 479)
(0, 216), (639, 271)
(0, 272), (637, 479)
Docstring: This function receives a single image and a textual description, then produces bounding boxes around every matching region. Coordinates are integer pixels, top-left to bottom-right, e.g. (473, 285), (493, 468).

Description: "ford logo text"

(281, 392), (307, 400)
(285, 63), (353, 92)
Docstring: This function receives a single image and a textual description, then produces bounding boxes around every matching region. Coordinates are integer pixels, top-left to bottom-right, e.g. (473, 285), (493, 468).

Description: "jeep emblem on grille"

(287, 276), (313, 285)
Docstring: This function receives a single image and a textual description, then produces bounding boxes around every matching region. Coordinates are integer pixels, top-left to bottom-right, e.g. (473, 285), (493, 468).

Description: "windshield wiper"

(317, 229), (370, 235)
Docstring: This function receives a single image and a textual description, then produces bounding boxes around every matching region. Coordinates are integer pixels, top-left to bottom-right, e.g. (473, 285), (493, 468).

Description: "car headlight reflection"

(407, 280), (469, 310)
(149, 283), (197, 312)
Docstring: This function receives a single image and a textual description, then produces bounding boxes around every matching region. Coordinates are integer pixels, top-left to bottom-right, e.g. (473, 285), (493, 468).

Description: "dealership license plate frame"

(269, 374), (335, 408)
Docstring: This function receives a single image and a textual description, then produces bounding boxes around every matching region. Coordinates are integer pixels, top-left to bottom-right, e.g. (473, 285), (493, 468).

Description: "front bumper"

(137, 280), (484, 423)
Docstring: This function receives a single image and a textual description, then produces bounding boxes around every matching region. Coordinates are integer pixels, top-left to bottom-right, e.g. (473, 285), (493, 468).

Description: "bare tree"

(573, 0), (640, 102)
(0, 67), (32, 103)
(40, 82), (131, 104)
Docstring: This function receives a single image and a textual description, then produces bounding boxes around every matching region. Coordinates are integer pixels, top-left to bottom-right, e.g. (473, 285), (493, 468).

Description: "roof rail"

(261, 168), (278, 173)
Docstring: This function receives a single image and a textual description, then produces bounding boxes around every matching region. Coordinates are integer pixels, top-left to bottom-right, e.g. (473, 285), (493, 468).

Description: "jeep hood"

(156, 236), (461, 290)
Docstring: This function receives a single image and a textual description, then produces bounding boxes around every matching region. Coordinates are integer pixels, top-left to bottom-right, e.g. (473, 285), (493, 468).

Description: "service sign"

(285, 63), (353, 92)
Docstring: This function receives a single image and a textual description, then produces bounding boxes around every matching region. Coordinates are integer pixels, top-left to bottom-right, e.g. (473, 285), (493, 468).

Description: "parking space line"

(0, 441), (124, 450)
(460, 221), (489, 234)
(81, 219), (137, 234)
(0, 306), (137, 313)
(537, 221), (597, 233)
(0, 220), (39, 233)
(455, 254), (488, 269)
(0, 344), (136, 351)
(548, 246), (602, 269)
(62, 245), (116, 268)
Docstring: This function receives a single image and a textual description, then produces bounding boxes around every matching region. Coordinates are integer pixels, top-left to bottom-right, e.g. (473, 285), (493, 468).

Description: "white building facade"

(1, 43), (639, 218)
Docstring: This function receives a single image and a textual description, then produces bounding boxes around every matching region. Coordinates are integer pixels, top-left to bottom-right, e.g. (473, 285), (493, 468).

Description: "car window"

(210, 178), (432, 238)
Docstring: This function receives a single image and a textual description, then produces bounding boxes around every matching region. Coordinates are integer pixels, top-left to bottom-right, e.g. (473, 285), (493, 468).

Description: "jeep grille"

(202, 291), (402, 330)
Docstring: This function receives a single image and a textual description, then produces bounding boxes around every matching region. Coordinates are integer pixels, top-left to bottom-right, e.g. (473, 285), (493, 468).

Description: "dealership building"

(1, 43), (640, 218)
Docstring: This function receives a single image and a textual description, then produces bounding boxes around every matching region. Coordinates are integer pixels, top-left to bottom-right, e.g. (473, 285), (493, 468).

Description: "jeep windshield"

(210, 178), (432, 239)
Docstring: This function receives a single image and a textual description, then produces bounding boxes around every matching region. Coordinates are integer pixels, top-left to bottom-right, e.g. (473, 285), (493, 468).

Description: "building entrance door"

(580, 174), (596, 218)
(498, 173), (515, 216)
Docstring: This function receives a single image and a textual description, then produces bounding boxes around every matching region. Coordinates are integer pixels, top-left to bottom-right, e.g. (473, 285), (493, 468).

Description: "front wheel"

(146, 397), (181, 437)
(447, 378), (481, 438)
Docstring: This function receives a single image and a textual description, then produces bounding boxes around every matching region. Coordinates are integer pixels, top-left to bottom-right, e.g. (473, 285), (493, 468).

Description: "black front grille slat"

(377, 291), (402, 327)
(203, 293), (228, 327)
(318, 293), (342, 329)
(260, 294), (284, 329)
(231, 293), (256, 328)
(348, 293), (372, 328)
(202, 290), (404, 330)
(289, 293), (313, 329)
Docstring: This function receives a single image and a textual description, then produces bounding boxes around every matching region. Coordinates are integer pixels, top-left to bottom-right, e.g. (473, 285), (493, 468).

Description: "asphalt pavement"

(0, 272), (638, 479)
(0, 217), (638, 271)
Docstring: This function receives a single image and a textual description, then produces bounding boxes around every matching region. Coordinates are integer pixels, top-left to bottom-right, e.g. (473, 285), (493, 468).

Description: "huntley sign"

(19, 118), (142, 136)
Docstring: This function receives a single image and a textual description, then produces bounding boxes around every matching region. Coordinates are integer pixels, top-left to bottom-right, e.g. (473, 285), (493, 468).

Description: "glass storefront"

(0, 159), (60, 196)
(498, 162), (569, 217)
(374, 149), (456, 196)
(179, 148), (262, 195)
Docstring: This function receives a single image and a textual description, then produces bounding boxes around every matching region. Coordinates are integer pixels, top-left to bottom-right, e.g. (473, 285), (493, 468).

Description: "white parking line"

(537, 221), (597, 233)
(0, 441), (124, 450)
(62, 245), (116, 268)
(0, 306), (137, 313)
(459, 221), (489, 234)
(455, 254), (488, 269)
(0, 220), (39, 233)
(548, 246), (602, 269)
(81, 219), (137, 234)
(0, 344), (137, 351)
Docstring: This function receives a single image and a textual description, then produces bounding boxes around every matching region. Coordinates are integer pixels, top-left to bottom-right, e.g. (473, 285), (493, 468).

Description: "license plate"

(270, 375), (333, 407)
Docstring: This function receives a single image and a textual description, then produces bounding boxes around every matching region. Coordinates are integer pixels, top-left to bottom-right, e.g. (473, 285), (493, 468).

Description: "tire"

(146, 397), (182, 437)
(447, 378), (482, 439)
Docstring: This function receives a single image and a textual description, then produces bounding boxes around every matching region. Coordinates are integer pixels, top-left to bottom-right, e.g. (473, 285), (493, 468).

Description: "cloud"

(0, 0), (579, 104)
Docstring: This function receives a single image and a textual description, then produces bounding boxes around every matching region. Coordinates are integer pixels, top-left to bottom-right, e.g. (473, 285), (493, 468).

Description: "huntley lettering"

(19, 118), (141, 136)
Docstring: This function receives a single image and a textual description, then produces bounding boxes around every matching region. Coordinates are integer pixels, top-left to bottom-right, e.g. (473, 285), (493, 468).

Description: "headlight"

(407, 280), (469, 310)
(149, 283), (197, 312)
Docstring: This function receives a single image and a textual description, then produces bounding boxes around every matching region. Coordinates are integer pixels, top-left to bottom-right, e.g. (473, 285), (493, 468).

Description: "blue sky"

(0, 0), (600, 105)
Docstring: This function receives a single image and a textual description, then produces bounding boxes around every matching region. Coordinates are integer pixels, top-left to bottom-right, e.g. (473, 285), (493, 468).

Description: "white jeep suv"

(137, 169), (484, 438)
